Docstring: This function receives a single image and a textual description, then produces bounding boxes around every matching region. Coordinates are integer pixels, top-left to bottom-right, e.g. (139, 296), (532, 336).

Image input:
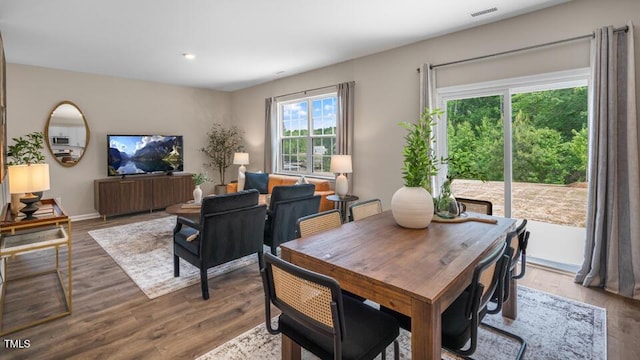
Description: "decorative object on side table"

(7, 131), (48, 217)
(200, 123), (244, 195)
(192, 171), (210, 204)
(330, 154), (352, 197)
(8, 163), (51, 220)
(233, 152), (249, 191)
(391, 108), (442, 229)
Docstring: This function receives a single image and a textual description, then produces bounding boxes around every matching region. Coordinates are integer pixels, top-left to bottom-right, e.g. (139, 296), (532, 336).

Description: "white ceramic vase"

(193, 185), (203, 204)
(391, 186), (434, 229)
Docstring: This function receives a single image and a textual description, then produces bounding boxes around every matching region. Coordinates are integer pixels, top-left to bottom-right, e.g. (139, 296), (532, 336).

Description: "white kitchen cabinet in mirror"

(45, 101), (90, 167)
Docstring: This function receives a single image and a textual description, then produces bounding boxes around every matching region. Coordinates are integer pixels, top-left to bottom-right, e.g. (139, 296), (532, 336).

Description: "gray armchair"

(173, 189), (267, 300)
(264, 184), (320, 255)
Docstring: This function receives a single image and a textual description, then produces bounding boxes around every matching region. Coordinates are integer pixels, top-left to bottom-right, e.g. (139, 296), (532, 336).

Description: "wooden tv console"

(94, 173), (193, 219)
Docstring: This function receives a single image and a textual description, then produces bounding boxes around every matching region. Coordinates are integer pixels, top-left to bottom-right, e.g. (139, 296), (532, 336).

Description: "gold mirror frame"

(44, 101), (90, 167)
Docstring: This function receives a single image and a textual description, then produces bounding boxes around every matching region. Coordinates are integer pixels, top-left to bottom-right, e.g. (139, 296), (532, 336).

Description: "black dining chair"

(264, 184), (321, 255)
(261, 252), (400, 360)
(382, 239), (526, 359)
(348, 198), (382, 222)
(489, 219), (531, 311)
(456, 197), (493, 215)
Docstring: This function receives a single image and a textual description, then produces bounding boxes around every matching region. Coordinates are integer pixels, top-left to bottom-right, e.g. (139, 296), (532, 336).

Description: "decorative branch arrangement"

(200, 124), (244, 186)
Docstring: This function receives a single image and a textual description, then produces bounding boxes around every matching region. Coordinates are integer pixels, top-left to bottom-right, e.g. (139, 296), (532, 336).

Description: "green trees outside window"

(447, 87), (588, 185)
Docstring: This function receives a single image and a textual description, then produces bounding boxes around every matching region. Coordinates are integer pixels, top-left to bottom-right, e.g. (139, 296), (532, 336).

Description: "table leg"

(503, 277), (518, 319)
(279, 250), (301, 359)
(411, 298), (441, 359)
(281, 335), (302, 360)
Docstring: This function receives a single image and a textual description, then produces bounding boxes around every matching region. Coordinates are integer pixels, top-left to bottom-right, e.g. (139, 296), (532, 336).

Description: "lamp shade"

(233, 152), (249, 165)
(330, 155), (352, 174)
(8, 164), (51, 194)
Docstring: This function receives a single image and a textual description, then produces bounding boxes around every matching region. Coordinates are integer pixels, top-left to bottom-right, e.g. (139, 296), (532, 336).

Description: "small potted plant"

(391, 108), (442, 228)
(192, 171), (210, 204)
(8, 131), (46, 165)
(200, 124), (244, 194)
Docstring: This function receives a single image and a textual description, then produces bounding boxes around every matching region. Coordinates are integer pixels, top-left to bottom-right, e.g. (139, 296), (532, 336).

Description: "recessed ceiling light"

(182, 53), (196, 60)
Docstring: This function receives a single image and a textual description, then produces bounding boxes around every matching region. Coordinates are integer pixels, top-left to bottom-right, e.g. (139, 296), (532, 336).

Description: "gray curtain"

(419, 63), (442, 191)
(264, 97), (275, 173)
(575, 22), (640, 299)
(337, 81), (355, 193)
(419, 63), (436, 113)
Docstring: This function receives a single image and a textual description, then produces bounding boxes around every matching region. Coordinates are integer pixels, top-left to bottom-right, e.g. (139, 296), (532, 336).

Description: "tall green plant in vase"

(200, 123), (244, 194)
(391, 108), (442, 229)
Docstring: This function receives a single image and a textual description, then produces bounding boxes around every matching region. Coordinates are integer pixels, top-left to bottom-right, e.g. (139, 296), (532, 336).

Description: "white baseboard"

(70, 212), (101, 222)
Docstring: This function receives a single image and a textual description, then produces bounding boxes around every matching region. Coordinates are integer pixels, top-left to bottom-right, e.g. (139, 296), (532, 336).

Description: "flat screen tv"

(107, 135), (184, 176)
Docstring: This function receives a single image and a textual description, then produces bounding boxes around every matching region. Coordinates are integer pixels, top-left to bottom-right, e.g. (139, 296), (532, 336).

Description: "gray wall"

(230, 0), (640, 210)
(5, 64), (231, 217)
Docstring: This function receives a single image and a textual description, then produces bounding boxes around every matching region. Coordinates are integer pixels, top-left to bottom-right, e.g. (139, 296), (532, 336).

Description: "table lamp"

(233, 152), (249, 191)
(330, 155), (352, 197)
(8, 163), (51, 220)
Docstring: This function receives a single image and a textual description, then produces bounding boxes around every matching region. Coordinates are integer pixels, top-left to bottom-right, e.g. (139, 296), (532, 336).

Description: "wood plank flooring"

(1, 211), (639, 359)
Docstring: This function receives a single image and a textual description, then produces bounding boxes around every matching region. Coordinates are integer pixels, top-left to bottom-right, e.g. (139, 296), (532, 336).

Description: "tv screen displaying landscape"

(107, 135), (184, 176)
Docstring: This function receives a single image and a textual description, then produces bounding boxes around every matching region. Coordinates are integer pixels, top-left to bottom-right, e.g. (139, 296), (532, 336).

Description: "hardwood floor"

(1, 211), (639, 359)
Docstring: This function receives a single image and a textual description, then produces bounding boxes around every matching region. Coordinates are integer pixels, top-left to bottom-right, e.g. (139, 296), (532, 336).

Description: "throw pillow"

(296, 175), (309, 185)
(245, 172), (269, 194)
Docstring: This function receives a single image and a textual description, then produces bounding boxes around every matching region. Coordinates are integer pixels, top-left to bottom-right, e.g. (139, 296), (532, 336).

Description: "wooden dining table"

(280, 210), (517, 360)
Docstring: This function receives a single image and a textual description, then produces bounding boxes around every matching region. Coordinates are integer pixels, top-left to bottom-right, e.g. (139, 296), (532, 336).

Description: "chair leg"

(480, 322), (527, 360)
(257, 251), (264, 270)
(393, 339), (399, 360)
(173, 254), (180, 277)
(200, 268), (209, 300)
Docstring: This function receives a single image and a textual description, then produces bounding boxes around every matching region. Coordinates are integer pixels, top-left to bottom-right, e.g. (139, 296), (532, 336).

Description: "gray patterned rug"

(198, 286), (606, 360)
(89, 216), (258, 299)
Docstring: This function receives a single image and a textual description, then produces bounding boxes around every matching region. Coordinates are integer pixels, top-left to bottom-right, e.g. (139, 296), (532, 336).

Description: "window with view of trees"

(439, 71), (589, 228)
(447, 87), (588, 185)
(277, 93), (337, 177)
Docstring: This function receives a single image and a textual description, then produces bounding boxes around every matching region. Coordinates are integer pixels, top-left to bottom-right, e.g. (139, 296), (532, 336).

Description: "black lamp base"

(19, 194), (40, 220)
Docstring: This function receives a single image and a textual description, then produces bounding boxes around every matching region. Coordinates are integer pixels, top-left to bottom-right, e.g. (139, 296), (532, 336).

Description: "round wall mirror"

(45, 101), (90, 167)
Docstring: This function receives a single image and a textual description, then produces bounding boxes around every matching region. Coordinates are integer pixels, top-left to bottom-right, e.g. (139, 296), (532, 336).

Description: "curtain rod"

(422, 25), (629, 71)
(274, 84), (336, 100)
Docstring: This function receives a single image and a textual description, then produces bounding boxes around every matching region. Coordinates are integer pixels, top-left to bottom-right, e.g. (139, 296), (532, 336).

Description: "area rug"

(197, 286), (606, 360)
(89, 216), (258, 299)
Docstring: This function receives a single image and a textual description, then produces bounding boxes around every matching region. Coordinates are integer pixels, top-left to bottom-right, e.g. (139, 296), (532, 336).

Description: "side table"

(0, 198), (72, 335)
(326, 194), (359, 223)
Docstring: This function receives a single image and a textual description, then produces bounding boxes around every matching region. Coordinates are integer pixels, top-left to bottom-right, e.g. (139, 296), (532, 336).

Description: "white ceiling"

(0, 0), (569, 92)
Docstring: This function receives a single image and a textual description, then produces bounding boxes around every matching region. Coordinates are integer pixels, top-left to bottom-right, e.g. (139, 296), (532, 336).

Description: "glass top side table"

(0, 198), (72, 336)
(326, 194), (359, 223)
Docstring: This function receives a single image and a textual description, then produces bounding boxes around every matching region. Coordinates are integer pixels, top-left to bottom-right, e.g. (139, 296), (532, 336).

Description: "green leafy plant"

(8, 131), (45, 165)
(192, 171), (210, 186)
(399, 108), (442, 192)
(200, 124), (244, 185)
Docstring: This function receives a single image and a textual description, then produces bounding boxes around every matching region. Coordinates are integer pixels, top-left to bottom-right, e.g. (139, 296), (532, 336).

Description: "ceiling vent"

(471, 7), (498, 17)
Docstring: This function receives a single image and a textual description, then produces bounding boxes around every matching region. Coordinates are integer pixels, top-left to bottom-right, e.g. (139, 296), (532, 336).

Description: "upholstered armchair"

(173, 189), (267, 300)
(264, 184), (321, 255)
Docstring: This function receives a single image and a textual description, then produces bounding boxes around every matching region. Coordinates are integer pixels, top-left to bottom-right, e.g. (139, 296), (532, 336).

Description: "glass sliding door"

(445, 94), (506, 216)
(438, 70), (589, 270)
(510, 86), (588, 268)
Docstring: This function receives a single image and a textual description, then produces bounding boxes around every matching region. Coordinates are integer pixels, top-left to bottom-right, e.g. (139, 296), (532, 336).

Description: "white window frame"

(274, 89), (338, 178)
(435, 68), (590, 217)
